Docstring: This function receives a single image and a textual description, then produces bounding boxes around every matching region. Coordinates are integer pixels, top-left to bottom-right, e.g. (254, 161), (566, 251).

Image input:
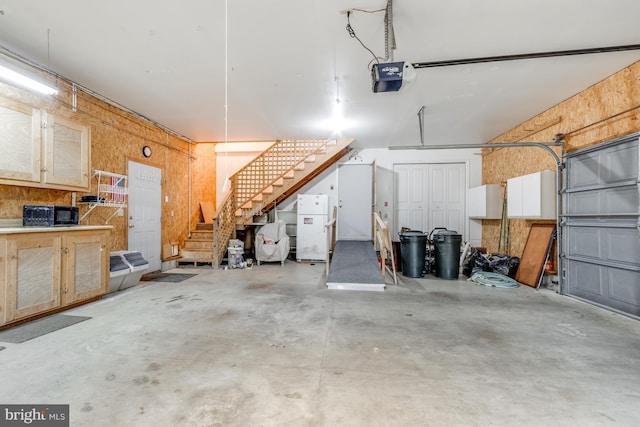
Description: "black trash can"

(399, 230), (428, 278)
(433, 230), (462, 279)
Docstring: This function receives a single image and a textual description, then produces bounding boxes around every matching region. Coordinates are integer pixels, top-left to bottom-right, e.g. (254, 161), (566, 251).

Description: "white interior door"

(428, 164), (465, 235)
(338, 163), (373, 240)
(128, 161), (162, 272)
(396, 164), (429, 233)
(395, 163), (466, 237)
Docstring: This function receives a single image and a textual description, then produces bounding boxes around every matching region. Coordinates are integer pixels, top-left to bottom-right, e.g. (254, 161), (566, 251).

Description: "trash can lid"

(399, 230), (428, 242)
(433, 229), (458, 235)
(399, 230), (425, 236)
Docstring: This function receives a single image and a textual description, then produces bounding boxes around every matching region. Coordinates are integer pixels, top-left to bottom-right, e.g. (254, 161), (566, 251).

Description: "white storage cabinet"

(507, 170), (556, 219)
(468, 184), (503, 219)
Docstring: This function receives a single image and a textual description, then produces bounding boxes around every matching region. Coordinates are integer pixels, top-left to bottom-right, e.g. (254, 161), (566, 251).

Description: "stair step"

(284, 170), (295, 179)
(183, 240), (214, 250)
(304, 155), (316, 163)
(179, 249), (214, 261)
(293, 162), (306, 171)
(190, 231), (213, 240)
(195, 222), (213, 230)
(263, 186), (274, 194)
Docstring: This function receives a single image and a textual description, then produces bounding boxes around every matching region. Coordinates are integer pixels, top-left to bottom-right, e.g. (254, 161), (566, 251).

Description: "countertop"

(0, 225), (113, 234)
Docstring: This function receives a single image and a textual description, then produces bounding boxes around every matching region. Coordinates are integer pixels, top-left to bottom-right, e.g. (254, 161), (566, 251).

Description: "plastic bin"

(112, 250), (149, 289)
(433, 230), (462, 279)
(227, 247), (244, 269)
(109, 254), (130, 293)
(399, 230), (428, 278)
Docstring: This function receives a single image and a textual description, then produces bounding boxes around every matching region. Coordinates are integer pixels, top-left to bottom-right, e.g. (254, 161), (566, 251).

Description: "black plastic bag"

(462, 250), (489, 277)
(463, 250), (520, 278)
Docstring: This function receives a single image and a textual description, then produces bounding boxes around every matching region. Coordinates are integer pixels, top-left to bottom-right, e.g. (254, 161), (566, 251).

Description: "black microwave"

(23, 205), (79, 227)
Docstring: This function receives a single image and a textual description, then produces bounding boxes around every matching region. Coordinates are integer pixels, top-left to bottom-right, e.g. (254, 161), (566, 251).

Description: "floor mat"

(0, 314), (91, 343)
(140, 272), (198, 282)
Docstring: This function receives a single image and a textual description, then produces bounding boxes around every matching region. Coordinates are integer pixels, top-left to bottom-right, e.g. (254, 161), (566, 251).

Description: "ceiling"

(1, 0), (639, 149)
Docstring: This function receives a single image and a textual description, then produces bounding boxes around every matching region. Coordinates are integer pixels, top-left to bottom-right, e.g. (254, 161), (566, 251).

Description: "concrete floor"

(1, 262), (639, 427)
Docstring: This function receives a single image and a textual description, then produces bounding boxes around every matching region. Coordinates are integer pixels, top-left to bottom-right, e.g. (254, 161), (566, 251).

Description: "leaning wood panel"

(516, 224), (555, 288)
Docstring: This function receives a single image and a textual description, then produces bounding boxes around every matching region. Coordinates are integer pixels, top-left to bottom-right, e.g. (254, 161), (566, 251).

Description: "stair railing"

(212, 187), (236, 268)
(233, 139), (332, 212)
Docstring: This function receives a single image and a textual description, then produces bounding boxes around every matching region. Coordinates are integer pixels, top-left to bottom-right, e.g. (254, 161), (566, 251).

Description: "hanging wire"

(222, 0), (230, 192)
(345, 11), (380, 66)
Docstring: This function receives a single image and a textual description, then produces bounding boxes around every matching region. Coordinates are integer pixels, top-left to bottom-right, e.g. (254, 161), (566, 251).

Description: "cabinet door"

(43, 113), (90, 189)
(507, 176), (523, 217)
(0, 99), (41, 183)
(5, 234), (61, 322)
(61, 231), (108, 305)
(0, 237), (6, 326)
(522, 172), (543, 217)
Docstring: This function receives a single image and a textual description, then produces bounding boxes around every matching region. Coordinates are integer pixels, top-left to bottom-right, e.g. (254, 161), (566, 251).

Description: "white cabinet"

(507, 170), (556, 219)
(0, 98), (90, 191)
(468, 184), (503, 219)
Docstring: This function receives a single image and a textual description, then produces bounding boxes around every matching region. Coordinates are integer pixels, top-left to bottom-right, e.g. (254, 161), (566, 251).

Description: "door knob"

(128, 224), (135, 229)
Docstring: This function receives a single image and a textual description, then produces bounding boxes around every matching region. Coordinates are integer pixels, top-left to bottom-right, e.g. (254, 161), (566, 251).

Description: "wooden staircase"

(232, 138), (354, 224)
(180, 138), (354, 267)
(179, 223), (215, 264)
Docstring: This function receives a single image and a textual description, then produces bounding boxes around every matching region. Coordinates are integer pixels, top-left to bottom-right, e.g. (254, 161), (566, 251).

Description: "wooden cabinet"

(4, 233), (61, 323)
(0, 98), (90, 191)
(468, 184), (503, 219)
(507, 170), (556, 219)
(60, 231), (108, 305)
(0, 98), (41, 183)
(42, 113), (90, 189)
(0, 227), (110, 326)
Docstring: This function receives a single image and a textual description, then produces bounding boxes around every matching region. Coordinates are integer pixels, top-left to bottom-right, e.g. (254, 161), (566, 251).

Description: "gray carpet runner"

(327, 240), (385, 291)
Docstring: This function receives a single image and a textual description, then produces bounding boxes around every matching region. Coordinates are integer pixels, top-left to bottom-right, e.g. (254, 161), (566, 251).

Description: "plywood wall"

(0, 65), (216, 257)
(482, 60), (640, 257)
(190, 143), (217, 229)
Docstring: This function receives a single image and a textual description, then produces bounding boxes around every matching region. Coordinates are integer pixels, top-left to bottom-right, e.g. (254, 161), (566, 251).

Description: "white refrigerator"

(296, 194), (329, 261)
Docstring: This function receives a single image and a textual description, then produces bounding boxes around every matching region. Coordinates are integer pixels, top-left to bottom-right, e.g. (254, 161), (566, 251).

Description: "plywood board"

(515, 224), (556, 288)
(200, 201), (215, 224)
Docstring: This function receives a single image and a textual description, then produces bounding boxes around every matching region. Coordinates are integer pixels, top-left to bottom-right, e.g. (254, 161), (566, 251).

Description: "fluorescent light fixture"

(0, 64), (58, 95)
